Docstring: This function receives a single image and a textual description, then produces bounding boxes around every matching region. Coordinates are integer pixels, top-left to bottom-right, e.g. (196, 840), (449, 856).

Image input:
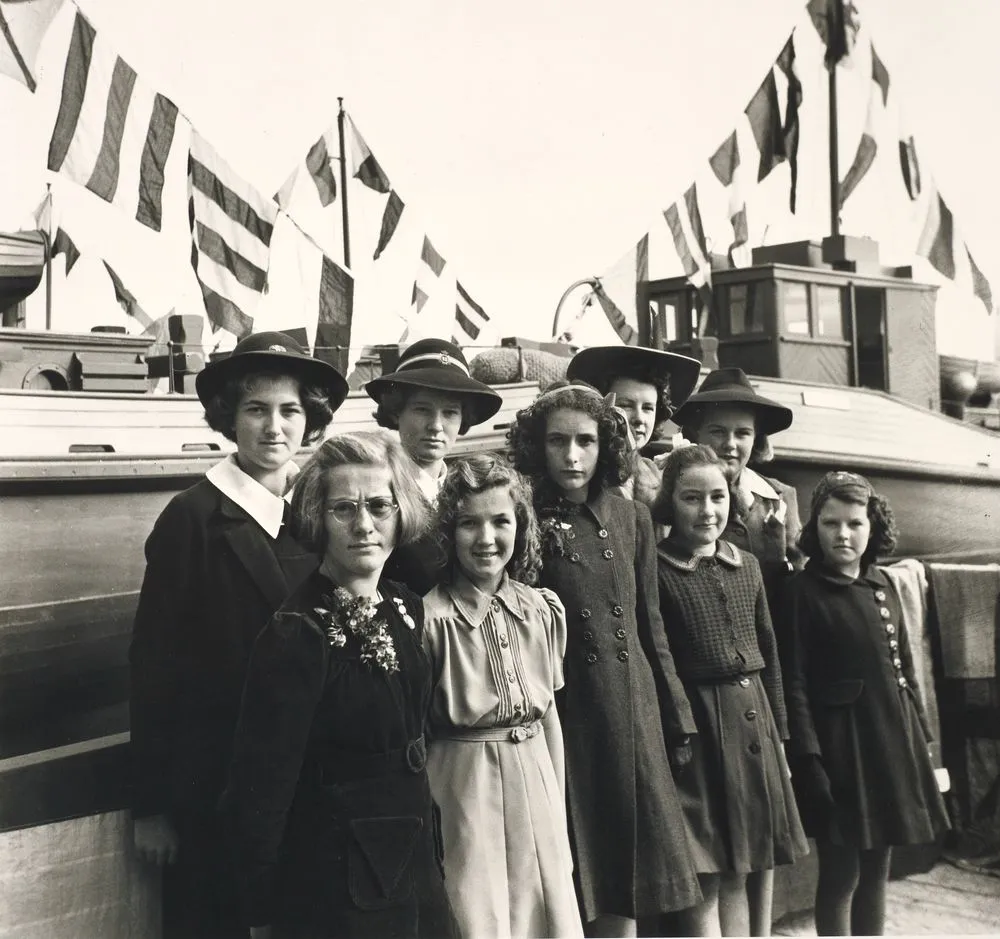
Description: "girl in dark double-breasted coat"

(509, 381), (701, 938)
(129, 333), (348, 939)
(782, 472), (949, 936)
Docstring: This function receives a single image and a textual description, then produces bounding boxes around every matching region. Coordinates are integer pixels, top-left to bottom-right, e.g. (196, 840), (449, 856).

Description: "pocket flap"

(349, 816), (423, 899)
(817, 679), (864, 705)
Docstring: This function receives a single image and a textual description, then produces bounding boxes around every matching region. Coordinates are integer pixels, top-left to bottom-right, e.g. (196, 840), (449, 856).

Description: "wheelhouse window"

(815, 285), (845, 339)
(728, 284), (764, 335)
(782, 282), (810, 336)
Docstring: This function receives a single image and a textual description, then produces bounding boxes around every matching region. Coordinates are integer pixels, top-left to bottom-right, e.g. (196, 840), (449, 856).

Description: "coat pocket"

(348, 816), (423, 911)
(816, 678), (864, 706)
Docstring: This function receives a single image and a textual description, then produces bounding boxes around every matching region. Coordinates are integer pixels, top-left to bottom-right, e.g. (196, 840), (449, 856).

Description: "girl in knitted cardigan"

(654, 445), (807, 936)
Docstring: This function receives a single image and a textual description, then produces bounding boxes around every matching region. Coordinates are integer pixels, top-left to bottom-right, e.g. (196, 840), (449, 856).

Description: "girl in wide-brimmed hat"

(130, 332), (347, 938)
(670, 367), (802, 936)
(567, 345), (701, 510)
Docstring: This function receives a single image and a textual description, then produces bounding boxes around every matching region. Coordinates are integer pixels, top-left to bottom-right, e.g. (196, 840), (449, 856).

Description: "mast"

(827, 0), (844, 239)
(337, 98), (351, 269)
(43, 184), (52, 329)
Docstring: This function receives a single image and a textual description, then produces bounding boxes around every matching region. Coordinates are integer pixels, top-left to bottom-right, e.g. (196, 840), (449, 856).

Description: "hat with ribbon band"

(365, 338), (502, 428)
(670, 367), (793, 436)
(195, 331), (349, 411)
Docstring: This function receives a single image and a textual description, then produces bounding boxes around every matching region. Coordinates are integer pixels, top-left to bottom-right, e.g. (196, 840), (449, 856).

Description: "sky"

(2, 0), (999, 361)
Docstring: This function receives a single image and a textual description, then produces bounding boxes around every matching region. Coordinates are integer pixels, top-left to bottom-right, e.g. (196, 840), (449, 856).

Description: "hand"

(669, 739), (693, 771)
(133, 814), (179, 865)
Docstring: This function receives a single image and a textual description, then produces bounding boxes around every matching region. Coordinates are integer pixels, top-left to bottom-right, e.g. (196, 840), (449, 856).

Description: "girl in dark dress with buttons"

(781, 472), (949, 936)
(225, 432), (458, 939)
(653, 445), (807, 937)
(509, 381), (701, 939)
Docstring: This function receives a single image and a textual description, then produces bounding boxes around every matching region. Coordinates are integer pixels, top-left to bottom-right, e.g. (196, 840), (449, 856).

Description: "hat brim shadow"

(566, 346), (703, 413)
(365, 368), (503, 427)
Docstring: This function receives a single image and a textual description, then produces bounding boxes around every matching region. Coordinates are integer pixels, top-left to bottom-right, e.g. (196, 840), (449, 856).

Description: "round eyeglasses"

(325, 497), (399, 524)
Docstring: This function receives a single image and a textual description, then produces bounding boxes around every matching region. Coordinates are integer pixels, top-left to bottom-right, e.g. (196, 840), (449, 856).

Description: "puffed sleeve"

(129, 494), (202, 819)
(779, 575), (821, 757)
(225, 609), (327, 926)
(536, 586), (568, 693)
(748, 554), (789, 738)
(633, 501), (697, 739)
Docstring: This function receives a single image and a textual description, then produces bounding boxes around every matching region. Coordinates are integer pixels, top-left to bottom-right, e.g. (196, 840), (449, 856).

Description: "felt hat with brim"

(670, 367), (793, 435)
(195, 331), (349, 410)
(566, 346), (703, 418)
(365, 338), (502, 427)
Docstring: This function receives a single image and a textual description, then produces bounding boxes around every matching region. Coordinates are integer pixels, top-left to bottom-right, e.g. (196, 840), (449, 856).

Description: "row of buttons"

(585, 650), (630, 664)
(876, 589), (908, 689)
(567, 548), (615, 562)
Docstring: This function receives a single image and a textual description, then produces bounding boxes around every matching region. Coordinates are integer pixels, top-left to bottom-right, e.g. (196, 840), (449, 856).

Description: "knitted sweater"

(656, 539), (788, 737)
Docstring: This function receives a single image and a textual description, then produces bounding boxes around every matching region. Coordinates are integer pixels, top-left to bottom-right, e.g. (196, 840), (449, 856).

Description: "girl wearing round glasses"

(225, 431), (458, 939)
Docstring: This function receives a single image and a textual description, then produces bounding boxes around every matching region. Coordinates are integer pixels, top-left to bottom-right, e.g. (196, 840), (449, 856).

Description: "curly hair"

(592, 368), (674, 428)
(371, 384), (475, 436)
(434, 454), (542, 586)
(651, 443), (736, 527)
(202, 369), (334, 445)
(290, 431), (430, 555)
(798, 478), (898, 568)
(679, 405), (774, 464)
(507, 380), (631, 504)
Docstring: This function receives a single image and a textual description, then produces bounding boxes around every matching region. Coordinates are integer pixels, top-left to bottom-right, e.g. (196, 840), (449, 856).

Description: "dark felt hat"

(365, 338), (502, 427)
(670, 367), (793, 435)
(566, 346), (703, 418)
(195, 331), (349, 410)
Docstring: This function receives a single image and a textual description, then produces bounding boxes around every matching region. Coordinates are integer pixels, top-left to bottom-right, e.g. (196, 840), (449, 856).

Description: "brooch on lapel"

(313, 587), (400, 673)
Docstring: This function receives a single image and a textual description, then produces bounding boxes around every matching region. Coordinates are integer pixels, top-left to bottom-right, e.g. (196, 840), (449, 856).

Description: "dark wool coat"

(225, 574), (457, 938)
(538, 490), (700, 921)
(130, 478), (319, 937)
(781, 562), (950, 848)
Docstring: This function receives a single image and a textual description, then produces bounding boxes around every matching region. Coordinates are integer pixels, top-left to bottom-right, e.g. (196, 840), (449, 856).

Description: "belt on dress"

(436, 720), (542, 744)
(312, 734), (427, 785)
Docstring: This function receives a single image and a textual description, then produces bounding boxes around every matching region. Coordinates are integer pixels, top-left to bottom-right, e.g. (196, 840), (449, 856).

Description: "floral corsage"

(537, 500), (577, 558)
(312, 587), (411, 674)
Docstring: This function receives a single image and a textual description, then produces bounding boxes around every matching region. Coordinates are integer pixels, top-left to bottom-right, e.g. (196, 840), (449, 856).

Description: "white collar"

(736, 466), (779, 505)
(412, 461), (447, 503)
(205, 454), (296, 539)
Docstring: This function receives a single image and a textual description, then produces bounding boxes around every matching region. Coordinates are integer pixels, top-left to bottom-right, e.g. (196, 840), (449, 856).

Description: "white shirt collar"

(412, 461), (447, 503)
(737, 466), (780, 505)
(205, 454), (296, 539)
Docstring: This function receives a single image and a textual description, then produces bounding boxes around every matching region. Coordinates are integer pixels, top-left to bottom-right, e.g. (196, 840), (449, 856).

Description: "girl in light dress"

(423, 454), (583, 939)
(653, 444), (808, 937)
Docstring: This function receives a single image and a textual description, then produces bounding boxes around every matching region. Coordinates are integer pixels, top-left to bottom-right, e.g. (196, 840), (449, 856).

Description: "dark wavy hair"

(591, 367), (673, 428)
(202, 369), (334, 445)
(290, 431), (430, 555)
(372, 384), (475, 436)
(506, 380), (631, 503)
(798, 481), (898, 568)
(434, 454), (542, 585)
(652, 444), (737, 527)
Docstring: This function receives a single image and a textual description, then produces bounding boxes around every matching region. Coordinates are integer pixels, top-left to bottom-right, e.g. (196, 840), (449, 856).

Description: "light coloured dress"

(423, 572), (584, 939)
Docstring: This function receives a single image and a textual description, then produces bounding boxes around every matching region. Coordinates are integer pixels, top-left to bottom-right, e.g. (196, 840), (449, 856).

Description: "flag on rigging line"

(775, 35), (802, 213)
(103, 260), (152, 327)
(32, 188), (52, 234)
(0, 0), (63, 92)
(708, 130), (748, 265)
(188, 130), (278, 338)
(807, 0), (861, 68)
(664, 183), (713, 318)
(47, 10), (179, 231)
(839, 44), (890, 208)
(373, 190), (405, 260)
(345, 114), (391, 193)
(453, 280), (490, 346)
(315, 251), (354, 376)
(917, 189), (993, 313)
(274, 125), (338, 210)
(591, 233), (646, 346)
(898, 114), (921, 201)
(51, 226), (80, 273)
(411, 235), (446, 316)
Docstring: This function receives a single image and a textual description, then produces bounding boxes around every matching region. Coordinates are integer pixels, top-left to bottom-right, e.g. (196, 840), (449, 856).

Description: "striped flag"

(918, 188), (993, 313)
(664, 183), (713, 322)
(411, 235), (445, 316)
(775, 36), (802, 213)
(188, 130), (277, 338)
(274, 125), (338, 210)
(345, 114), (390, 193)
(839, 44), (890, 208)
(0, 0), (63, 92)
(51, 226), (80, 274)
(453, 280), (490, 346)
(103, 260), (152, 327)
(373, 189), (405, 260)
(708, 130), (749, 265)
(315, 251), (354, 376)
